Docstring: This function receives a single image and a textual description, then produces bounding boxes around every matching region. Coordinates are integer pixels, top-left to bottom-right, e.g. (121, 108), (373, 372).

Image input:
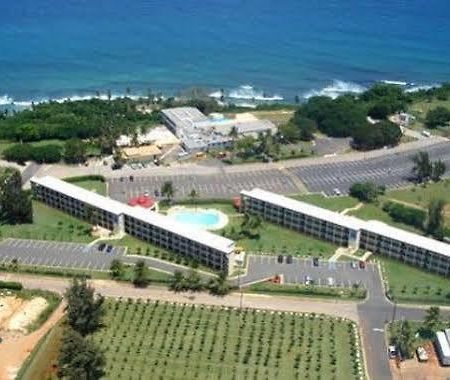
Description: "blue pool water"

(173, 211), (220, 229)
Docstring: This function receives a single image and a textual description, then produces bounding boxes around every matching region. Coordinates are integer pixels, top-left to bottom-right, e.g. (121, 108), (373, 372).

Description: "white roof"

(364, 220), (450, 258)
(31, 176), (235, 254)
(241, 188), (362, 231)
(124, 205), (235, 254)
(436, 331), (450, 357)
(31, 176), (124, 215)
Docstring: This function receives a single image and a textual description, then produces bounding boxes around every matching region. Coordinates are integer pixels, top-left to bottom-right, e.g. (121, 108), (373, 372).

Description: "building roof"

(31, 176), (125, 215)
(116, 126), (179, 147)
(241, 188), (450, 258)
(123, 205), (235, 254)
(363, 220), (450, 258)
(240, 188), (362, 231)
(436, 331), (450, 357)
(161, 107), (208, 133)
(31, 176), (235, 254)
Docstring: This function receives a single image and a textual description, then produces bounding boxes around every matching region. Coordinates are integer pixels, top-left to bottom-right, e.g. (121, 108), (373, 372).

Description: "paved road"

(21, 162), (41, 185)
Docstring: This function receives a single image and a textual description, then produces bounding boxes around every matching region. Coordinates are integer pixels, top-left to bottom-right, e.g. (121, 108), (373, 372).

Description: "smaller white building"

(435, 331), (450, 366)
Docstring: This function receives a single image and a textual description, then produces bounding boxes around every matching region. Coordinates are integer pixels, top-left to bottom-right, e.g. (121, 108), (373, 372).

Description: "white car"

(388, 345), (397, 359)
(327, 277), (335, 286)
(333, 188), (341, 196)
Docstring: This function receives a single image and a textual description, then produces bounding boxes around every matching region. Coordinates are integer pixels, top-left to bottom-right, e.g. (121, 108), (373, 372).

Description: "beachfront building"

(32, 176), (124, 234)
(30, 176), (236, 274)
(240, 188), (450, 276)
(161, 107), (277, 153)
(240, 188), (362, 248)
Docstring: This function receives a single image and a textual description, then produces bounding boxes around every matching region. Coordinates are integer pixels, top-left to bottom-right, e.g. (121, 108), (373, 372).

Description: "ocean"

(1, 0), (450, 106)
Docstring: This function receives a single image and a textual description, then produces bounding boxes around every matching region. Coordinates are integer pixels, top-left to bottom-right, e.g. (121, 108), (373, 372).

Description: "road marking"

(373, 328), (384, 332)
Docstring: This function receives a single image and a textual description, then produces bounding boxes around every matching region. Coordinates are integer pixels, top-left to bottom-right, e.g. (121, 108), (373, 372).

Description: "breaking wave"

(303, 80), (367, 99)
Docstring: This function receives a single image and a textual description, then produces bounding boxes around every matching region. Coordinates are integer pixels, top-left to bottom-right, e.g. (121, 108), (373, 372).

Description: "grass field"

(69, 179), (107, 195)
(377, 257), (450, 305)
(0, 201), (93, 243)
(387, 180), (450, 208)
(408, 99), (450, 136)
(91, 299), (364, 380)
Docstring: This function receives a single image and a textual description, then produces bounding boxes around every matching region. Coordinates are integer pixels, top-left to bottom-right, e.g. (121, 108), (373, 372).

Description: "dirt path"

(0, 302), (65, 380)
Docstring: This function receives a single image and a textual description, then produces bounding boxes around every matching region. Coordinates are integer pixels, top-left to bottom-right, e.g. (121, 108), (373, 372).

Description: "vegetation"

(161, 181), (175, 204)
(0, 201), (93, 243)
(349, 181), (385, 203)
(380, 257), (450, 305)
(424, 106), (450, 129)
(425, 198), (445, 240)
(246, 281), (366, 300)
(65, 278), (105, 336)
(169, 270), (232, 296)
(64, 176), (107, 195)
(90, 299), (364, 379)
(0, 167), (32, 224)
(382, 201), (426, 230)
(411, 151), (446, 183)
(132, 260), (150, 288)
(291, 193), (359, 212)
(3, 143), (63, 164)
(0, 279), (23, 290)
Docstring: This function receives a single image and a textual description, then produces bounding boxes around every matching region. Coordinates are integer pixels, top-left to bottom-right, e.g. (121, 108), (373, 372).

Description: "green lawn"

(376, 256), (450, 305)
(90, 299), (364, 380)
(292, 194), (359, 212)
(348, 203), (422, 234)
(245, 281), (366, 301)
(231, 220), (338, 258)
(70, 179), (107, 195)
(387, 180), (450, 208)
(0, 201), (93, 243)
(408, 98), (450, 136)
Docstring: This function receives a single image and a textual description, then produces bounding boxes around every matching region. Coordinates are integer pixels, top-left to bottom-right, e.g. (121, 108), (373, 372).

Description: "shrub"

(0, 280), (23, 290)
(382, 201), (426, 229)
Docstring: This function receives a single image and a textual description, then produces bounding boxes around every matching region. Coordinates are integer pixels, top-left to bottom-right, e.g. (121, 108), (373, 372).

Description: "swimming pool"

(167, 207), (229, 230)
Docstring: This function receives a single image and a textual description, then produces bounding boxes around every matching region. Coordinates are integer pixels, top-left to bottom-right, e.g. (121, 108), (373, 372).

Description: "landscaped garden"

(0, 201), (93, 243)
(377, 257), (450, 305)
(91, 299), (365, 380)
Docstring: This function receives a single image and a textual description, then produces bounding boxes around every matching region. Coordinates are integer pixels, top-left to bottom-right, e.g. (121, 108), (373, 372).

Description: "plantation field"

(94, 299), (364, 380)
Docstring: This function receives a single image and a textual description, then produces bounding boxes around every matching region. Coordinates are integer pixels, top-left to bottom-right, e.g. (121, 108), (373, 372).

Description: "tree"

(3, 144), (34, 165)
(425, 199), (445, 240)
(109, 259), (124, 279)
(184, 270), (204, 292)
(189, 188), (199, 203)
(133, 260), (149, 288)
(208, 272), (231, 296)
(240, 214), (262, 238)
(423, 306), (441, 332)
(169, 270), (186, 292)
(235, 136), (256, 159)
(228, 126), (238, 139)
(368, 102), (390, 120)
(161, 181), (175, 204)
(64, 138), (87, 164)
(431, 159), (446, 182)
(425, 107), (450, 129)
(0, 167), (32, 224)
(58, 327), (105, 380)
(411, 151), (432, 183)
(64, 278), (105, 336)
(31, 144), (63, 163)
(349, 182), (385, 203)
(394, 320), (414, 359)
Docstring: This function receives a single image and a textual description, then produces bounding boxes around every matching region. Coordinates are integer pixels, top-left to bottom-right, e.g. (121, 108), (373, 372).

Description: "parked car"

(327, 277), (335, 286)
(119, 177), (124, 182)
(277, 255), (283, 264)
(286, 255), (293, 264)
(359, 260), (366, 269)
(98, 243), (106, 251)
(313, 257), (319, 267)
(106, 245), (113, 253)
(388, 345), (398, 359)
(416, 346), (429, 362)
(333, 188), (342, 196)
(304, 275), (313, 285)
(351, 261), (358, 269)
(129, 175), (134, 182)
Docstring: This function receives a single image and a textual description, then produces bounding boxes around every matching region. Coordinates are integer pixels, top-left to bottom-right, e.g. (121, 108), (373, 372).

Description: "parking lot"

(108, 169), (299, 202)
(240, 255), (375, 288)
(288, 141), (450, 195)
(0, 239), (126, 271)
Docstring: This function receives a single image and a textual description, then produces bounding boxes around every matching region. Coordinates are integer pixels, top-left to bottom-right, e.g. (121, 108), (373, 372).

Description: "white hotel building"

(241, 188), (450, 277)
(31, 176), (236, 274)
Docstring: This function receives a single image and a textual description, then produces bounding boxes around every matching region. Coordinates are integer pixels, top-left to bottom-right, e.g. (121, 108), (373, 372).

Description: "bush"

(64, 175), (106, 183)
(349, 181), (385, 202)
(382, 201), (426, 229)
(0, 280), (23, 290)
(3, 143), (62, 164)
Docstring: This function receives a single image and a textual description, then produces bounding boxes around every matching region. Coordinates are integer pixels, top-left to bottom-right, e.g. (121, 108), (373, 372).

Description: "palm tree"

(189, 188), (199, 204)
(161, 181), (175, 204)
(411, 151), (432, 183)
(169, 271), (186, 293)
(107, 89), (112, 102)
(208, 272), (230, 296)
(229, 126), (239, 139)
(431, 159), (446, 182)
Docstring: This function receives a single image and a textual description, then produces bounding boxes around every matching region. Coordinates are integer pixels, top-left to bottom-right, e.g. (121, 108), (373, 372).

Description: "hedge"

(0, 280), (23, 290)
(64, 175), (105, 183)
(382, 201), (426, 230)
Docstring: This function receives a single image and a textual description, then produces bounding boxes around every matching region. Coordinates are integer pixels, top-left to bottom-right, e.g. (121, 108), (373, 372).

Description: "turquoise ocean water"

(1, 0), (449, 106)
